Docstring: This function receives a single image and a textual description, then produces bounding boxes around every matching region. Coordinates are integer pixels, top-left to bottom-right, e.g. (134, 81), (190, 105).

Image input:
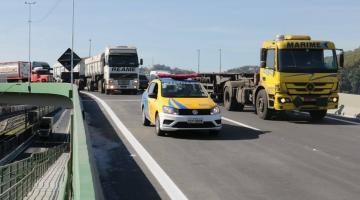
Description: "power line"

(33, 0), (64, 23)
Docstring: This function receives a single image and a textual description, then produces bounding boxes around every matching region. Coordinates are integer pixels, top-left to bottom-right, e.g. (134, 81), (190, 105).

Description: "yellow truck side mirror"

(337, 50), (344, 68)
(260, 48), (266, 68)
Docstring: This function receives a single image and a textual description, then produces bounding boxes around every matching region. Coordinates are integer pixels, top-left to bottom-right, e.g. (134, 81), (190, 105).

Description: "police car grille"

(178, 109), (211, 115)
(173, 122), (215, 128)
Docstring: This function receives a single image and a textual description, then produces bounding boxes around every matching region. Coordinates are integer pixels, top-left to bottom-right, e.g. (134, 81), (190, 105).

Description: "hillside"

(141, 64), (194, 74)
(341, 47), (360, 94)
(225, 65), (259, 73)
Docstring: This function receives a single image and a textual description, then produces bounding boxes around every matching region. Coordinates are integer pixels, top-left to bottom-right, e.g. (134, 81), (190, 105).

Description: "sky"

(1, 0), (360, 72)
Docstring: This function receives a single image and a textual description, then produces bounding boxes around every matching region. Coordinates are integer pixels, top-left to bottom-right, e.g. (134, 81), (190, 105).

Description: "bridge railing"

(0, 143), (68, 200)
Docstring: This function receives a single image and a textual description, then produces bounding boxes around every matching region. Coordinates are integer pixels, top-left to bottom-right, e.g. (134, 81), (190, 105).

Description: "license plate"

(304, 96), (317, 102)
(187, 118), (203, 124)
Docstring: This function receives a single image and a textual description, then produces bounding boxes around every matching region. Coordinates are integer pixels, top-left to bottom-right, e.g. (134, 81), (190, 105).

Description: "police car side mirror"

(140, 58), (143, 66)
(148, 92), (157, 99)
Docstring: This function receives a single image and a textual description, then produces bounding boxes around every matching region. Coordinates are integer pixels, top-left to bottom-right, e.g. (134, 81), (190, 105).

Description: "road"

(81, 91), (360, 200)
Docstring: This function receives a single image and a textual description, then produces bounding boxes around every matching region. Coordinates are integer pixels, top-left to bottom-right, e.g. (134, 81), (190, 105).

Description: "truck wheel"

(155, 114), (165, 136)
(142, 108), (150, 126)
(256, 89), (272, 120)
(98, 80), (104, 93)
(223, 87), (237, 111)
(309, 110), (327, 121)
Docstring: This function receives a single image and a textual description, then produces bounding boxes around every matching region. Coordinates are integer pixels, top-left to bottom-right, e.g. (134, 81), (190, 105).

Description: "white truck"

(0, 61), (31, 82)
(84, 46), (143, 94)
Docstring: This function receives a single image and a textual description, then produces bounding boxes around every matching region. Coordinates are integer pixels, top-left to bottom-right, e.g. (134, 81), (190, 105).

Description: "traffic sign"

(57, 48), (81, 71)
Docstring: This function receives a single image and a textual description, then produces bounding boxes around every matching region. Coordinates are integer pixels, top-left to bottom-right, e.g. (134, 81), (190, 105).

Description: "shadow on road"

(82, 94), (161, 200)
(167, 124), (269, 140)
(274, 111), (360, 125)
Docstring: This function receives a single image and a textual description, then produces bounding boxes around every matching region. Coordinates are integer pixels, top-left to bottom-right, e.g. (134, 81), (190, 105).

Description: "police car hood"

(163, 97), (216, 110)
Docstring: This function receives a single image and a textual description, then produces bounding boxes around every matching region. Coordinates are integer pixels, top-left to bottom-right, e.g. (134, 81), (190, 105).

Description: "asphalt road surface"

(81, 91), (360, 200)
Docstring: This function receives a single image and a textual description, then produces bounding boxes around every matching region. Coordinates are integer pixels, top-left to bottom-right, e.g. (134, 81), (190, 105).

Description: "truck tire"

(98, 80), (104, 93)
(309, 110), (327, 121)
(255, 89), (272, 120)
(223, 87), (241, 111)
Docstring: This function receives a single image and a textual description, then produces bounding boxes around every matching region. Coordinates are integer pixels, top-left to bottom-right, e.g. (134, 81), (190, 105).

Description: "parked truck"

(198, 35), (344, 120)
(0, 61), (31, 82)
(84, 46), (143, 94)
(31, 61), (53, 82)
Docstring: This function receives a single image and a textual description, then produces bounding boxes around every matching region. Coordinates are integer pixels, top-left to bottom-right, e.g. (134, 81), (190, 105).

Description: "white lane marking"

(297, 111), (360, 125)
(325, 116), (360, 125)
(82, 92), (188, 200)
(222, 117), (261, 131)
(81, 99), (140, 102)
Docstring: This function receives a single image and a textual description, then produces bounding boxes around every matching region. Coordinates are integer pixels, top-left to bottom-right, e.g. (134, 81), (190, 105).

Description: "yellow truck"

(199, 35), (344, 120)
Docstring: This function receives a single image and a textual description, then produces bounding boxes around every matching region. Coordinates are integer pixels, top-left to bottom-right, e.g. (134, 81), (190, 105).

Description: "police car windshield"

(161, 81), (208, 98)
(279, 49), (338, 73)
(109, 54), (138, 67)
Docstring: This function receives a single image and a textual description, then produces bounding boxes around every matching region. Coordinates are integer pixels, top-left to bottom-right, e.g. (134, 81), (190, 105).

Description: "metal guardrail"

(0, 143), (68, 200)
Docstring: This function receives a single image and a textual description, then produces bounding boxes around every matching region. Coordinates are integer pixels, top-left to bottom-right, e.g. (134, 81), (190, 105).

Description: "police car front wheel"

(155, 114), (165, 136)
(142, 108), (150, 126)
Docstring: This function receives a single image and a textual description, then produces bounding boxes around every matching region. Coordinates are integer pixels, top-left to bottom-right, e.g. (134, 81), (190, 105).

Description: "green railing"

(0, 143), (68, 200)
(0, 83), (97, 200)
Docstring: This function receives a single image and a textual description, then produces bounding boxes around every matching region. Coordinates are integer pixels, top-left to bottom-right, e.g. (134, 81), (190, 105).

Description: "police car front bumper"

(159, 112), (222, 131)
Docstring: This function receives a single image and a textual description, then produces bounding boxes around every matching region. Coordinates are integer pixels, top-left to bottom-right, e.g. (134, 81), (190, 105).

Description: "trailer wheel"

(255, 89), (272, 120)
(223, 87), (238, 111)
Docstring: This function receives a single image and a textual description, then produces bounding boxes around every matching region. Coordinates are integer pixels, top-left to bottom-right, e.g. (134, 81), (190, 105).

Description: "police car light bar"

(158, 73), (199, 79)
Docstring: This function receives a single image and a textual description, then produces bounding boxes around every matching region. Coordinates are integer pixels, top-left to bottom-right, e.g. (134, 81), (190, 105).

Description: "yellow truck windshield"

(279, 49), (338, 73)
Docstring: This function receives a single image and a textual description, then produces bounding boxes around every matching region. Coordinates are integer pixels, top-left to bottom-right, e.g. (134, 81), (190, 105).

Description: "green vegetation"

(226, 65), (259, 73)
(340, 48), (360, 94)
(141, 64), (195, 74)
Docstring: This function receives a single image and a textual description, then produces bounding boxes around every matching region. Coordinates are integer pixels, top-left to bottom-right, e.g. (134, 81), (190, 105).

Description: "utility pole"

(88, 38), (92, 57)
(25, 1), (36, 92)
(70, 0), (75, 90)
(197, 49), (200, 73)
(219, 48), (222, 73)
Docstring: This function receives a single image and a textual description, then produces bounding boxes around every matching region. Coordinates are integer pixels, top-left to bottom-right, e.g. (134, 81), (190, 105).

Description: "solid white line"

(82, 92), (188, 200)
(81, 99), (140, 102)
(297, 111), (360, 125)
(222, 117), (261, 131)
(325, 116), (360, 125)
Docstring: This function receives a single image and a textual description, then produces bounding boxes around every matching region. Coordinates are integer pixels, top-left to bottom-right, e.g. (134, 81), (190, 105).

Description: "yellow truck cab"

(257, 35), (344, 120)
(141, 74), (222, 136)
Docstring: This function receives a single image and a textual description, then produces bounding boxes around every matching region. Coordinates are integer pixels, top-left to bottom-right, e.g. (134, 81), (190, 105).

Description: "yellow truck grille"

(285, 82), (334, 95)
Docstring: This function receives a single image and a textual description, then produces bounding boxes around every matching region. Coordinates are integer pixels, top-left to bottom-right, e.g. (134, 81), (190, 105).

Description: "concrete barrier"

(329, 93), (360, 119)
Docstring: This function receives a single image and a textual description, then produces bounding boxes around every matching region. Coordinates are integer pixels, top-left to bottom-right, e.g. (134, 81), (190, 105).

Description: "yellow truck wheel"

(256, 89), (272, 120)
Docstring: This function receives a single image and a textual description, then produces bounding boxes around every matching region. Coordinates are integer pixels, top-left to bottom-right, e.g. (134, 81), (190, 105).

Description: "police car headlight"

(134, 80), (138, 83)
(162, 106), (179, 115)
(210, 106), (220, 115)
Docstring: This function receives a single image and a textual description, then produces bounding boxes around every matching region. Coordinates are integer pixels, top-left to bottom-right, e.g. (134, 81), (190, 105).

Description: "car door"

(261, 48), (277, 97)
(148, 82), (159, 123)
